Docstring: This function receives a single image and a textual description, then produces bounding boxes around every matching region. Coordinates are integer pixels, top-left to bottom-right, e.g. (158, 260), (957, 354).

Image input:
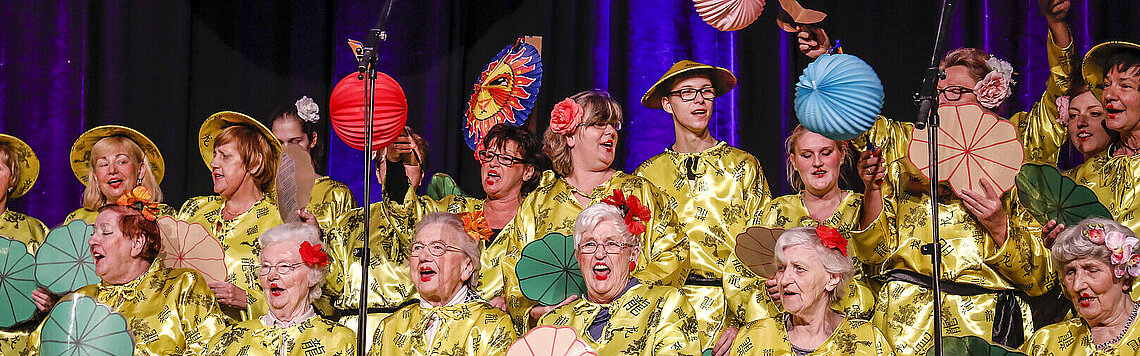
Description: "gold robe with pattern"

(177, 195), (283, 321)
(204, 314), (356, 356)
(728, 314), (895, 356)
(1069, 152), (1140, 300)
(1020, 316), (1140, 356)
(306, 176), (357, 231)
(0, 209), (48, 356)
(27, 262), (226, 355)
(368, 299), (516, 356)
(536, 284), (702, 356)
(633, 141), (770, 345)
(1007, 31), (1073, 166)
(500, 171), (689, 331)
(64, 203), (178, 224)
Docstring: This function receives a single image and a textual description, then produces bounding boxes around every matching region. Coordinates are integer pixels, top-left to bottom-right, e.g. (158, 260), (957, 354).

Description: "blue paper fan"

(794, 53), (885, 141)
(35, 221), (98, 295)
(0, 236), (37, 327)
(463, 37), (543, 150)
(39, 294), (134, 355)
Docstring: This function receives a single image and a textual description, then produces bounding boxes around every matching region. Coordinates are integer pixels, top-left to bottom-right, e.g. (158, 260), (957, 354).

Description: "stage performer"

(27, 189), (225, 355)
(632, 59), (770, 353)
(1021, 218), (1140, 356)
(368, 213), (516, 356)
(64, 125), (174, 224)
(205, 223), (355, 356)
(0, 135), (49, 355)
(1059, 82), (1115, 165)
(499, 90), (688, 331)
(728, 226), (893, 356)
(269, 96), (356, 230)
(178, 111), (283, 321)
(537, 203), (702, 355)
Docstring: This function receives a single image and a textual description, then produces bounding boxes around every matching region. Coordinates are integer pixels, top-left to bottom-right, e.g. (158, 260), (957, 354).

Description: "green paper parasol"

(0, 236), (37, 327)
(39, 294), (134, 356)
(426, 173), (466, 200)
(35, 221), (98, 294)
(1015, 163), (1112, 226)
(517, 233), (586, 306)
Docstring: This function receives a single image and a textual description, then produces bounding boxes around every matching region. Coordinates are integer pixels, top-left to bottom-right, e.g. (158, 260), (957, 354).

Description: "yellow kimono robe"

(728, 314), (894, 356)
(64, 203), (177, 224)
(536, 283), (702, 356)
(204, 314), (356, 356)
(368, 297), (516, 356)
(1021, 316), (1140, 356)
(500, 171), (689, 330)
(633, 141), (770, 345)
(27, 262), (226, 355)
(306, 176), (357, 230)
(178, 195), (283, 321)
(1007, 30), (1074, 166)
(0, 209), (48, 356)
(1069, 152), (1140, 300)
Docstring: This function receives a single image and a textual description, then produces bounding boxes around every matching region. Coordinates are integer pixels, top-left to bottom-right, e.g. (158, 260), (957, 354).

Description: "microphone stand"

(913, 0), (955, 355)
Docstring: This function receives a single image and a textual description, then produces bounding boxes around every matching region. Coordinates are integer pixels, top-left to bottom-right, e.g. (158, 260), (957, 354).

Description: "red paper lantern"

(328, 72), (408, 151)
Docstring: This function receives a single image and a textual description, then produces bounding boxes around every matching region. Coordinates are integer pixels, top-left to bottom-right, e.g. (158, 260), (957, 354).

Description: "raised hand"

(797, 26), (831, 60)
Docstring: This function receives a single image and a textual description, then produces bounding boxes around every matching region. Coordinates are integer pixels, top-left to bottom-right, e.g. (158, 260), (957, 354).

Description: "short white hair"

(573, 203), (641, 249)
(1053, 217), (1140, 284)
(773, 226), (854, 305)
(258, 223), (326, 301)
(413, 212), (481, 289)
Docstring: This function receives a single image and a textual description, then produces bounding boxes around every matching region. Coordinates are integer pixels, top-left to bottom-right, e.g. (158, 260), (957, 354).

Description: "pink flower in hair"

(1055, 96), (1071, 126)
(549, 98), (583, 135)
(974, 71), (1012, 109)
(1105, 231), (1139, 265)
(1120, 254), (1140, 278)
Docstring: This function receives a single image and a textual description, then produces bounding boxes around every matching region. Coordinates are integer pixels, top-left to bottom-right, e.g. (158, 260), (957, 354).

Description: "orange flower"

(115, 186), (159, 221)
(461, 211), (494, 242)
(549, 98), (583, 135)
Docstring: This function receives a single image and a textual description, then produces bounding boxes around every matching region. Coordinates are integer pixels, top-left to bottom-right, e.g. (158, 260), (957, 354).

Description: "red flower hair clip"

(602, 189), (652, 235)
(816, 225), (848, 256)
(299, 241), (329, 268)
(461, 211), (494, 242)
(549, 98), (584, 136)
(115, 186), (160, 221)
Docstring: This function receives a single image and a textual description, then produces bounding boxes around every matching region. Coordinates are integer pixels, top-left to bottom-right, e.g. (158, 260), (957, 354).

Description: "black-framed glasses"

(477, 150), (524, 167)
(576, 121), (623, 132)
(408, 241), (463, 257)
(578, 240), (635, 254)
(259, 262), (305, 276)
(937, 86), (974, 102)
(669, 87), (717, 101)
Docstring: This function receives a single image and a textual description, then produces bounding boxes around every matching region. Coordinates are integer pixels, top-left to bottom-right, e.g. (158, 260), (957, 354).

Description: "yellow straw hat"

(640, 60), (737, 109)
(69, 125), (164, 186)
(1081, 41), (1140, 99)
(0, 134), (39, 199)
(198, 111), (282, 168)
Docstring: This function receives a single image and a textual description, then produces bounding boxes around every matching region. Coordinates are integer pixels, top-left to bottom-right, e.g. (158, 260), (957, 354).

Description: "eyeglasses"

(408, 241), (463, 257)
(477, 150), (524, 167)
(259, 262), (305, 276)
(576, 121), (623, 132)
(578, 240), (635, 254)
(937, 86), (974, 102)
(669, 87), (717, 102)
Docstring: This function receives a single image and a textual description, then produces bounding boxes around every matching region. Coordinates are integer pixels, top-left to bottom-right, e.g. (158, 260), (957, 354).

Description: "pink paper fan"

(507, 326), (597, 356)
(907, 103), (1025, 196)
(157, 217), (228, 284)
(694, 0), (766, 31)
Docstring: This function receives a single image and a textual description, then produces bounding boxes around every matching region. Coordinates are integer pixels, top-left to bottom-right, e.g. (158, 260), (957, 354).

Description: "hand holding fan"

(517, 233), (586, 306)
(735, 226), (785, 278)
(907, 104), (1025, 196)
(157, 217), (228, 284)
(506, 326), (597, 356)
(1015, 163), (1112, 226)
(0, 236), (37, 327)
(35, 221), (98, 295)
(276, 144), (319, 223)
(39, 294), (134, 356)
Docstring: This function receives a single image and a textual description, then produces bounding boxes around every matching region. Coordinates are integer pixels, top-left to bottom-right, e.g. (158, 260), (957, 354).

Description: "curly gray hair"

(258, 223), (327, 301)
(413, 212), (482, 290)
(773, 226), (854, 305)
(1052, 217), (1140, 281)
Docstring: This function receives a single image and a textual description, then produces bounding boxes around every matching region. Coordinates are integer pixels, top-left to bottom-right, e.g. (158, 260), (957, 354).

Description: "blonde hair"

(215, 125), (278, 194)
(543, 90), (624, 176)
(0, 143), (22, 199)
(784, 125), (852, 192)
(82, 136), (163, 210)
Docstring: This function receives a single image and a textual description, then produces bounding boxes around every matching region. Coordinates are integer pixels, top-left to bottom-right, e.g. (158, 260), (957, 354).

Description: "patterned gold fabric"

(1069, 152), (1140, 300)
(177, 195), (283, 321)
(27, 262), (226, 355)
(368, 299), (516, 356)
(0, 209), (48, 356)
(306, 176), (357, 231)
(204, 315), (356, 356)
(728, 314), (895, 356)
(1020, 316), (1140, 356)
(537, 284), (703, 355)
(633, 141), (770, 345)
(64, 203), (177, 224)
(1007, 31), (1074, 166)
(500, 171), (689, 330)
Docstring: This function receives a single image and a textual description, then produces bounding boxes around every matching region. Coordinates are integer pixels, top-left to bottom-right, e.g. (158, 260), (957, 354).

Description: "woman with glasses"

(536, 202), (701, 355)
(368, 212), (516, 355)
(205, 223), (356, 356)
(499, 90), (688, 332)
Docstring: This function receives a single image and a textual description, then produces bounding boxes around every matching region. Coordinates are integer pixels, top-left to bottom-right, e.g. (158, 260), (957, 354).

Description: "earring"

(136, 177), (143, 185)
(629, 261), (637, 271)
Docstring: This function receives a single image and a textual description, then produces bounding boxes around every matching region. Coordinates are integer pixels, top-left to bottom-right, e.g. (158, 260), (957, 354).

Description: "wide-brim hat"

(0, 134), (39, 199)
(1082, 41), (1140, 99)
(198, 111), (282, 168)
(69, 125), (164, 186)
(640, 60), (738, 109)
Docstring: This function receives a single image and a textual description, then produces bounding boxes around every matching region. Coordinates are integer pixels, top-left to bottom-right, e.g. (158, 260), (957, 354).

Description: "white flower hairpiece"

(985, 56), (1017, 87)
(295, 96), (320, 123)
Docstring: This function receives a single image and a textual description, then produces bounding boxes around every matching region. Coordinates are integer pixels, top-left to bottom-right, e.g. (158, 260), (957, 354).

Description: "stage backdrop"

(2, 0), (1138, 225)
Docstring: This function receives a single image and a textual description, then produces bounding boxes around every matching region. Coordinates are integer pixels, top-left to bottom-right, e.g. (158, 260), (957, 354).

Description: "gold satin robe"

(177, 195), (283, 321)
(0, 209), (48, 356)
(306, 176), (357, 230)
(1021, 316), (1140, 356)
(368, 299), (516, 356)
(728, 314), (895, 356)
(64, 203), (177, 224)
(633, 141), (770, 345)
(26, 262), (226, 355)
(1007, 30), (1074, 166)
(536, 284), (702, 356)
(204, 315), (356, 356)
(500, 171), (689, 331)
(1069, 152), (1140, 300)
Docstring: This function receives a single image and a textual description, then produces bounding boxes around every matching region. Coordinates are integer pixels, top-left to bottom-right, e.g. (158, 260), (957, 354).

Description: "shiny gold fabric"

(1069, 152), (1140, 300)
(536, 284), (703, 355)
(1007, 31), (1074, 166)
(728, 314), (894, 356)
(633, 141), (770, 344)
(177, 195), (283, 321)
(1020, 316), (1140, 356)
(204, 315), (356, 356)
(500, 171), (689, 330)
(306, 176), (357, 231)
(64, 203), (177, 224)
(0, 209), (48, 356)
(27, 262), (226, 355)
(367, 300), (516, 356)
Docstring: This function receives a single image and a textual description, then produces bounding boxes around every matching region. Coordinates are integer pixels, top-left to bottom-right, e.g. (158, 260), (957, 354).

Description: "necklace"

(566, 182), (600, 200)
(1096, 301), (1138, 350)
(1115, 141), (1140, 157)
